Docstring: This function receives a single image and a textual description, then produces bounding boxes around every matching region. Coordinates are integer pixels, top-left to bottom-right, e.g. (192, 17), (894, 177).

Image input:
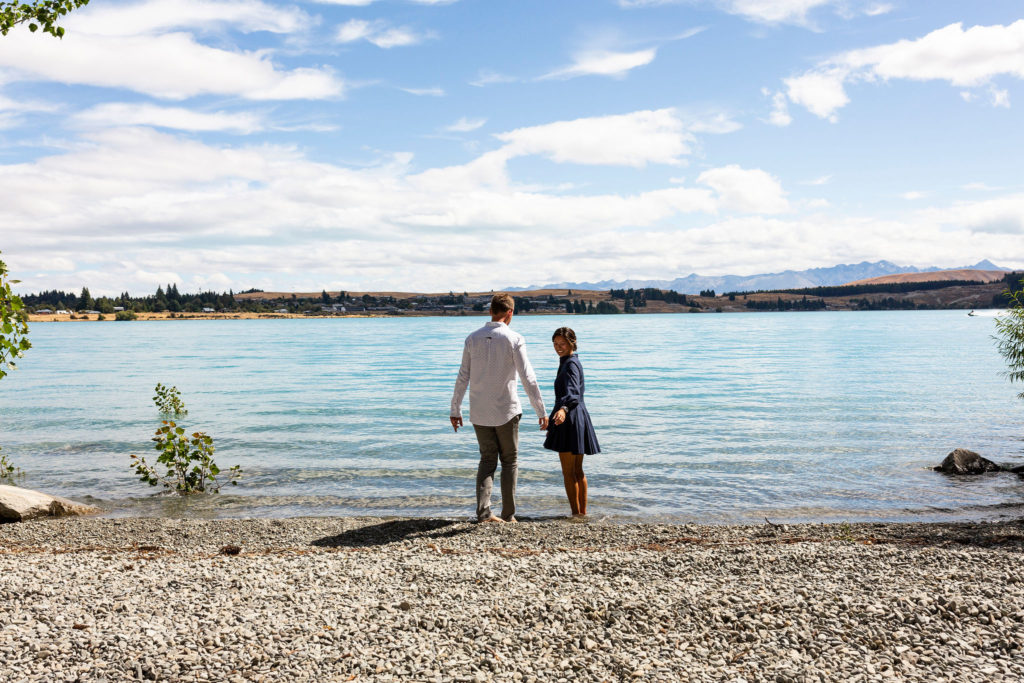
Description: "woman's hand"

(553, 407), (567, 426)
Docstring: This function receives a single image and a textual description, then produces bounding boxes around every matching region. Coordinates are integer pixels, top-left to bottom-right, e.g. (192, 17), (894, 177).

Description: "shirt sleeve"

(556, 360), (582, 411)
(513, 337), (547, 419)
(450, 341), (471, 418)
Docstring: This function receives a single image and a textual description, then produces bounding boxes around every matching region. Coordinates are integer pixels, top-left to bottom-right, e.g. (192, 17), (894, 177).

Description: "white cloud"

(763, 88), (792, 126)
(916, 195), (1024, 235)
(864, 3), (893, 16)
(401, 86), (445, 96)
(4, 128), (1022, 292)
(990, 87), (1010, 108)
(719, 0), (832, 25)
(65, 0), (310, 36)
(541, 48), (657, 80)
(336, 19), (431, 48)
(311, 0), (457, 4)
(962, 182), (1001, 192)
(783, 68), (849, 122)
(444, 117), (486, 133)
(72, 103), (263, 134)
(801, 175), (832, 185)
(901, 191), (926, 200)
(469, 70), (519, 87)
(782, 21), (1024, 120)
(697, 165), (789, 213)
(495, 109), (692, 167)
(0, 31), (344, 101)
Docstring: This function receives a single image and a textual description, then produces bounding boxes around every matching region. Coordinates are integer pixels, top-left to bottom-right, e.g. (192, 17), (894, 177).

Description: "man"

(450, 293), (548, 523)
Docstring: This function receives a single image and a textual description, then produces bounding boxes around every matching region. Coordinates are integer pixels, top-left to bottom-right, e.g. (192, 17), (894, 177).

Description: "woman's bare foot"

(479, 515), (504, 523)
(503, 516), (518, 523)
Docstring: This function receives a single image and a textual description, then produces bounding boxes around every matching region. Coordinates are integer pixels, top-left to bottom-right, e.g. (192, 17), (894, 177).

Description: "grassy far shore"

(1, 516), (1022, 682)
(25, 281), (1012, 323)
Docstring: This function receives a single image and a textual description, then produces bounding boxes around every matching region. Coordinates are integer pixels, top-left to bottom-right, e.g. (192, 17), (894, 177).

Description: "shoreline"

(2, 516), (1022, 681)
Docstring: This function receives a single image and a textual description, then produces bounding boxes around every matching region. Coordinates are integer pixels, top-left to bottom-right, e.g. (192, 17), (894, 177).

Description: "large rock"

(0, 485), (100, 522)
(934, 449), (1002, 475)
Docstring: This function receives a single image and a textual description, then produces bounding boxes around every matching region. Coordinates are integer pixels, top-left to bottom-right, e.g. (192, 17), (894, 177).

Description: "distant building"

(275, 308), (289, 313)
(113, 306), (125, 312)
(36, 308), (53, 314)
(202, 307), (215, 313)
(55, 309), (70, 314)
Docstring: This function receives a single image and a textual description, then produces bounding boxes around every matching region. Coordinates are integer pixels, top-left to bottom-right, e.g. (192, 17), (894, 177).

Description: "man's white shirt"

(450, 321), (546, 427)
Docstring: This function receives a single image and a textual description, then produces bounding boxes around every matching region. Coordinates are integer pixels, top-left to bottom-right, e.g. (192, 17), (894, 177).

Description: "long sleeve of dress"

(555, 360), (583, 411)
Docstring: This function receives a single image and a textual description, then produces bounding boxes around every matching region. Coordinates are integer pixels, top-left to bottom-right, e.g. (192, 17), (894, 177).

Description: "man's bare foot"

(479, 515), (504, 523)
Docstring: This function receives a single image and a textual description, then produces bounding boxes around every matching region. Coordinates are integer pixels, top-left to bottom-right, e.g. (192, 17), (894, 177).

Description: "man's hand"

(539, 416), (549, 431)
(450, 416), (463, 432)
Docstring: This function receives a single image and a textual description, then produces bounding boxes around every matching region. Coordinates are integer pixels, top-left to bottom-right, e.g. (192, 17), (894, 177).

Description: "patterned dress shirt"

(450, 321), (546, 427)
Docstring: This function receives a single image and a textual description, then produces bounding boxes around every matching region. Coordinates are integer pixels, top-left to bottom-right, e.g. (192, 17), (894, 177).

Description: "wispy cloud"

(540, 48), (657, 80)
(444, 117), (486, 132)
(401, 86), (445, 96)
(469, 69), (518, 87)
(336, 19), (433, 48)
(72, 103), (263, 134)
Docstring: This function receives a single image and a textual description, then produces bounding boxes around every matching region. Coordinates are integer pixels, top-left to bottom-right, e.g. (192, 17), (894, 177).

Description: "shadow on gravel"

(311, 519), (473, 548)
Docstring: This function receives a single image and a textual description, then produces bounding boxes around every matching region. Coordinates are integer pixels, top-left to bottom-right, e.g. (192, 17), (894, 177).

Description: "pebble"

(0, 516), (1022, 681)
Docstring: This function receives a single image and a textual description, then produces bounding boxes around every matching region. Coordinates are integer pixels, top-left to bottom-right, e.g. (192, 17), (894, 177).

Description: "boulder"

(934, 448), (1002, 475)
(0, 485), (100, 522)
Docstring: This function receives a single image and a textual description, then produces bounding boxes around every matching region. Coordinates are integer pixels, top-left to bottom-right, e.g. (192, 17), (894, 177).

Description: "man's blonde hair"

(490, 293), (515, 315)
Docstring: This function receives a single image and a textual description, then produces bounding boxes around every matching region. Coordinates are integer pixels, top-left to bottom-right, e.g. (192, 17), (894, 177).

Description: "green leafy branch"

(153, 382), (188, 418)
(1, 0), (91, 38)
(0, 252), (31, 381)
(0, 445), (25, 484)
(994, 287), (1024, 399)
(130, 421), (240, 494)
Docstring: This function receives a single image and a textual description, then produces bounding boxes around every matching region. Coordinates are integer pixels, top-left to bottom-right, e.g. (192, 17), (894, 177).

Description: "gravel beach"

(1, 517), (1022, 682)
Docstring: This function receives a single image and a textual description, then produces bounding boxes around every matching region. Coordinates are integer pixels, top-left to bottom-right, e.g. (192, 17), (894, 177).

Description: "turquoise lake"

(1, 311), (1021, 523)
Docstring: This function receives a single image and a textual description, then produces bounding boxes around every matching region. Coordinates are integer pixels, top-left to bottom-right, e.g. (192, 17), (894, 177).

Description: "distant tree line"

(745, 296), (828, 311)
(993, 273), (1024, 307)
(852, 297), (921, 311)
(22, 285), (241, 313)
(608, 288), (698, 311)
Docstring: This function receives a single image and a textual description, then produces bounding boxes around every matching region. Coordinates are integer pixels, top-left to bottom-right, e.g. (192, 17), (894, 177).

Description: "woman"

(543, 327), (600, 517)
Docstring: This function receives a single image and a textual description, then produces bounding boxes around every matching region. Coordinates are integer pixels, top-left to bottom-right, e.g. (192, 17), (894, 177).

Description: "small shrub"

(97, 313), (105, 321)
(130, 421), (240, 494)
(115, 310), (137, 321)
(153, 382), (187, 418)
(0, 446), (24, 484)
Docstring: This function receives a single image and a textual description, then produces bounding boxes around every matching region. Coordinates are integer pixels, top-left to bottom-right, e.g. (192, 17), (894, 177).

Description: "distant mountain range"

(508, 260), (1008, 294)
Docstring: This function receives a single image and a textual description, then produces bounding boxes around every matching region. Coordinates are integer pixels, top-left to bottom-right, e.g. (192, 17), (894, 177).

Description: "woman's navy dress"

(543, 353), (600, 455)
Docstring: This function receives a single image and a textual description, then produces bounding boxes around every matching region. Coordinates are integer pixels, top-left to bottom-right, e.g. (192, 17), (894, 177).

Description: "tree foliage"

(153, 382), (188, 418)
(0, 252), (31, 381)
(131, 386), (240, 494)
(0, 0), (90, 38)
(130, 421), (240, 494)
(994, 287), (1024, 399)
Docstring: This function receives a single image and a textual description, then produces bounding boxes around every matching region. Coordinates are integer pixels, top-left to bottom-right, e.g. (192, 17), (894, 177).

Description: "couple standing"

(449, 293), (600, 522)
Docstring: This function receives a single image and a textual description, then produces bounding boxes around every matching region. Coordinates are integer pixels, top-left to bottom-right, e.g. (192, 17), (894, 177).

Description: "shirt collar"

(485, 321), (506, 328)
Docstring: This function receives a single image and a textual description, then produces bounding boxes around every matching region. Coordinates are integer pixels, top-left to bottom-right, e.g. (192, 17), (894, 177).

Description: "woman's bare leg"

(574, 454), (587, 516)
(559, 452), (580, 516)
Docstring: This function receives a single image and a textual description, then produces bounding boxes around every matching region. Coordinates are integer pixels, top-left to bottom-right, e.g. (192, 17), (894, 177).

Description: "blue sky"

(0, 0), (1022, 294)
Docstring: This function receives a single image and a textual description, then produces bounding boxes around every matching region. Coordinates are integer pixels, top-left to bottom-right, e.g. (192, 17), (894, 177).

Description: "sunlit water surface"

(1, 311), (1021, 523)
